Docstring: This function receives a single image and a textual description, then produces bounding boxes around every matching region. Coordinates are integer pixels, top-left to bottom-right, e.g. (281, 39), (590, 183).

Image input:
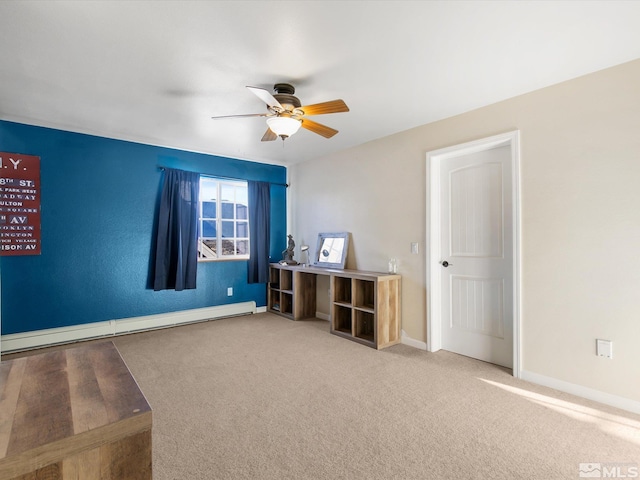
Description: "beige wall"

(289, 58), (640, 402)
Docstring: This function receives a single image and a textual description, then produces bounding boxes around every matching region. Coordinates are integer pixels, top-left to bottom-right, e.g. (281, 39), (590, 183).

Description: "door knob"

(440, 260), (452, 267)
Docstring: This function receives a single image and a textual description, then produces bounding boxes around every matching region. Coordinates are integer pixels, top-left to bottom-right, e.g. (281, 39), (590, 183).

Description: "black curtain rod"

(157, 166), (288, 188)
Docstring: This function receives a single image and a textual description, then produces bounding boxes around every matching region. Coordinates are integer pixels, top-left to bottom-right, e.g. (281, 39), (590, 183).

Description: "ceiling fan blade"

(261, 128), (278, 142)
(299, 99), (349, 116)
(300, 118), (339, 138)
(247, 86), (283, 110)
(211, 113), (268, 120)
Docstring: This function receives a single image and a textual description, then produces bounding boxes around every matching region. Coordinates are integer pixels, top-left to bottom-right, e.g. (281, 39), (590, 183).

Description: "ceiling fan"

(211, 83), (349, 142)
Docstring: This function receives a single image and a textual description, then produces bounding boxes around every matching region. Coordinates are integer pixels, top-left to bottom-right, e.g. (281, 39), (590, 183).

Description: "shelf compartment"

(280, 292), (293, 315)
(354, 279), (375, 311)
(354, 310), (375, 343)
(280, 269), (293, 291)
(333, 276), (352, 305)
(332, 304), (352, 334)
(269, 289), (281, 312)
(269, 267), (280, 289)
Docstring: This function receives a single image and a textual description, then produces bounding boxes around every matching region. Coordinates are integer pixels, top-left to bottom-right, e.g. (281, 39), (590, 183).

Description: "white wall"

(289, 58), (640, 403)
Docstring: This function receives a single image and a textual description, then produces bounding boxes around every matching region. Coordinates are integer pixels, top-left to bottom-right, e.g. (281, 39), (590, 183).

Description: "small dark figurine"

(280, 234), (298, 265)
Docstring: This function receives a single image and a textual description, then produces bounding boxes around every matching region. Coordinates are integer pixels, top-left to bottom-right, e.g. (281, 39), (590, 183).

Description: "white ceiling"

(1, 1), (639, 166)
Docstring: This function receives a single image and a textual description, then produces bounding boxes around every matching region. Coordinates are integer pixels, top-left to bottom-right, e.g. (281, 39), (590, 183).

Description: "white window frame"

(198, 176), (250, 262)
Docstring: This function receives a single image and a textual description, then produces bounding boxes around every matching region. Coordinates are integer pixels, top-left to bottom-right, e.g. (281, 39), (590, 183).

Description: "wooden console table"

(268, 263), (401, 349)
(0, 341), (152, 480)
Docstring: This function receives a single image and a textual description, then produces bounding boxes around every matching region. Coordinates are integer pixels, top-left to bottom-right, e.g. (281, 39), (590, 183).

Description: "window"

(198, 177), (249, 261)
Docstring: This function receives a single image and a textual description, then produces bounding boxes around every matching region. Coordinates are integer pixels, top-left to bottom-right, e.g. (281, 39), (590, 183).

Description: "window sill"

(198, 257), (249, 263)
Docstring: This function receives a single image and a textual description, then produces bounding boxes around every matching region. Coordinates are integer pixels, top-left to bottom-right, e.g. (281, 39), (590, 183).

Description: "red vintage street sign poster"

(0, 152), (41, 255)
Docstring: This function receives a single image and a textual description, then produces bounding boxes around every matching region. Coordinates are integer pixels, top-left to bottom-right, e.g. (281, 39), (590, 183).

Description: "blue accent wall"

(0, 121), (287, 335)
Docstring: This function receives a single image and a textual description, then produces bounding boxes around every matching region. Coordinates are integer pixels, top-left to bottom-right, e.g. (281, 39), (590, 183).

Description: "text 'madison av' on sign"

(0, 152), (41, 256)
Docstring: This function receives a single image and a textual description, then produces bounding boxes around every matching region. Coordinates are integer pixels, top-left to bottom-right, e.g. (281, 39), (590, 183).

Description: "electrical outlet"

(596, 339), (612, 359)
(411, 242), (419, 254)
(227, 287), (233, 296)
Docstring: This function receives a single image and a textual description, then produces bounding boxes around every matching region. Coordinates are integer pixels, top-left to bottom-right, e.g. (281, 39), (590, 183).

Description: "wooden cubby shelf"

(268, 263), (401, 349)
(267, 264), (317, 320)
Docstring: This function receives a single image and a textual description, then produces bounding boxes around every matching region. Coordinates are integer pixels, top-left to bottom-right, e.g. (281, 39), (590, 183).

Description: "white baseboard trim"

(401, 330), (427, 350)
(316, 312), (330, 321)
(1, 301), (257, 353)
(521, 369), (640, 416)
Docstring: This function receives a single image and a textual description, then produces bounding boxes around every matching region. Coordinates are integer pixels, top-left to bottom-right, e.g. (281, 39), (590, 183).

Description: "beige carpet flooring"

(9, 313), (640, 479)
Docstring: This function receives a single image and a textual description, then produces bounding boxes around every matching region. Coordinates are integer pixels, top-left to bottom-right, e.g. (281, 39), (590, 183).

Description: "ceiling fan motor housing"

(273, 83), (301, 110)
(273, 83), (295, 95)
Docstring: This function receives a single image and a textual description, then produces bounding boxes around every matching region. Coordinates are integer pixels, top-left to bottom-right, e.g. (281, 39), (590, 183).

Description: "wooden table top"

(0, 341), (152, 477)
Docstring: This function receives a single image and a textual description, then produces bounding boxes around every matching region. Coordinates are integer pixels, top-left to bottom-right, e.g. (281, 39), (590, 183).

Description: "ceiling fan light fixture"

(266, 116), (301, 139)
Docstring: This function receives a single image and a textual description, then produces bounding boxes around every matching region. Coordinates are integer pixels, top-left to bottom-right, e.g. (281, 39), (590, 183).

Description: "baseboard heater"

(1, 301), (258, 354)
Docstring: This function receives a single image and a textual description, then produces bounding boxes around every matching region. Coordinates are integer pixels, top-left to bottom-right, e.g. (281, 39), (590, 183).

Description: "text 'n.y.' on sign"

(0, 152), (41, 255)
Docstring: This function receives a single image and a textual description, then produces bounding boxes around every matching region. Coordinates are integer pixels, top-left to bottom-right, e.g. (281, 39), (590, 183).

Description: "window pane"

(221, 221), (234, 238)
(236, 204), (248, 219)
(221, 239), (235, 256)
(221, 202), (234, 219)
(221, 184), (235, 203)
(200, 179), (218, 202)
(237, 221), (248, 238)
(202, 220), (217, 237)
(237, 240), (249, 255)
(200, 239), (217, 258)
(236, 188), (248, 206)
(203, 201), (216, 218)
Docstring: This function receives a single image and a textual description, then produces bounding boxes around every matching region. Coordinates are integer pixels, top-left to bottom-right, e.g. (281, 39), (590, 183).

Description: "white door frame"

(426, 131), (522, 378)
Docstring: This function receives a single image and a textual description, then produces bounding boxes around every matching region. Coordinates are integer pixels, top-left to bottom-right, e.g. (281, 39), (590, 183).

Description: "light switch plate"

(411, 242), (419, 254)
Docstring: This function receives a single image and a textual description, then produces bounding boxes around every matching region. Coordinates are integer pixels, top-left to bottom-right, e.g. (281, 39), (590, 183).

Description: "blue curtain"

(153, 168), (200, 291)
(247, 181), (271, 284)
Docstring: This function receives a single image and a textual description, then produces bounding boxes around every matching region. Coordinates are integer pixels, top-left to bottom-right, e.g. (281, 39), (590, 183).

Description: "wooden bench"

(0, 341), (152, 479)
